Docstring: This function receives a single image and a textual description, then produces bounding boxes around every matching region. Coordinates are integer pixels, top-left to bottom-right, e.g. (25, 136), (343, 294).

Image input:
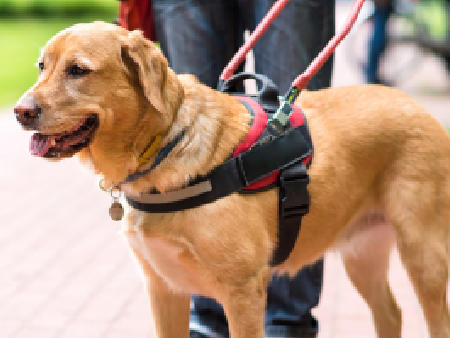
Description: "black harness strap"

(125, 125), (311, 213)
(272, 162), (309, 266)
(126, 73), (313, 267)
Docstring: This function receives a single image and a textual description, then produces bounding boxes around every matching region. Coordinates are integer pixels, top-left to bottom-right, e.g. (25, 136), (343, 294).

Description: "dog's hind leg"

(340, 215), (401, 338)
(394, 217), (449, 338)
(385, 176), (450, 338)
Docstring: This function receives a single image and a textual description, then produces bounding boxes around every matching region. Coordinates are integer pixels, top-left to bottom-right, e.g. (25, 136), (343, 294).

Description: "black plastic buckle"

(279, 162), (310, 220)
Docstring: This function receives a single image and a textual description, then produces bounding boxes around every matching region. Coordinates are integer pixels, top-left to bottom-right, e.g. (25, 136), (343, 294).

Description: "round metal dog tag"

(109, 202), (124, 221)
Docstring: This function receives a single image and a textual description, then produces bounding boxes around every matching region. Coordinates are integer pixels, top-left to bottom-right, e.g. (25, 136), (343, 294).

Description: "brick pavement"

(1, 2), (450, 337)
(0, 112), (154, 338)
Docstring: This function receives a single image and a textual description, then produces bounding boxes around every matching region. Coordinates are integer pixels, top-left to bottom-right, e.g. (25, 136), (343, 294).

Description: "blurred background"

(0, 1), (449, 338)
(0, 0), (117, 108)
(0, 0), (448, 115)
(333, 0), (450, 123)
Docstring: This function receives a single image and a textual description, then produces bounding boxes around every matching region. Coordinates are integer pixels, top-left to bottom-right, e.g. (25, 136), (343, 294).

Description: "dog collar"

(139, 134), (163, 165)
(100, 129), (186, 221)
(121, 129), (186, 185)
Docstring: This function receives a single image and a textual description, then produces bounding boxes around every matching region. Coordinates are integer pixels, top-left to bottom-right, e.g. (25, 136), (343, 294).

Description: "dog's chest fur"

(121, 189), (280, 294)
(124, 226), (211, 294)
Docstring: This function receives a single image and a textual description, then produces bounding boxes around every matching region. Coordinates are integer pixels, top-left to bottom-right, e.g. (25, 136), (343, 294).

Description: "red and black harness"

(126, 73), (312, 266)
(117, 0), (367, 266)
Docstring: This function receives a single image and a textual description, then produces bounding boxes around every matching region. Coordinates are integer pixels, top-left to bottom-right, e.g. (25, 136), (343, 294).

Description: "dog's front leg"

(220, 266), (270, 338)
(145, 268), (190, 338)
(130, 247), (190, 338)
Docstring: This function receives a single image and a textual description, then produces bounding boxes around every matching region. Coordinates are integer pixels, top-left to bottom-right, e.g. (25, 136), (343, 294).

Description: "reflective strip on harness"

(127, 181), (212, 204)
(125, 124), (310, 210)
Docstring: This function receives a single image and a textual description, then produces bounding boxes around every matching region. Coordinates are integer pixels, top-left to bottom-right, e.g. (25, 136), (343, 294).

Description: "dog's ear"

(121, 30), (182, 116)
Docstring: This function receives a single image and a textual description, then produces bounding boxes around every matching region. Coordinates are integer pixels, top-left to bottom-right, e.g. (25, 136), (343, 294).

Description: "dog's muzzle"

(14, 96), (41, 130)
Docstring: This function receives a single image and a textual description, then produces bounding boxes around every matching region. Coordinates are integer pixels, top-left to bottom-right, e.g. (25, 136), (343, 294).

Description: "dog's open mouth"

(30, 114), (98, 158)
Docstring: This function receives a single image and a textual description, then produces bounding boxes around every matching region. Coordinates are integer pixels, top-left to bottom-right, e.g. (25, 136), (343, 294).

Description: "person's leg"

(153, 1), (331, 337)
(365, 3), (392, 84)
(152, 0), (243, 89)
(248, 0), (333, 336)
(251, 0), (335, 93)
(265, 261), (324, 338)
(189, 296), (229, 338)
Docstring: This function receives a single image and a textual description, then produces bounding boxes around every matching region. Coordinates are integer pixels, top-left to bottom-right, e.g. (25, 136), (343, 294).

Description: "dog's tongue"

(30, 133), (55, 157)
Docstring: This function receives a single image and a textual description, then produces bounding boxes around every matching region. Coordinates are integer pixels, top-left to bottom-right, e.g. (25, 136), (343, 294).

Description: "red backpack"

(116, 0), (157, 41)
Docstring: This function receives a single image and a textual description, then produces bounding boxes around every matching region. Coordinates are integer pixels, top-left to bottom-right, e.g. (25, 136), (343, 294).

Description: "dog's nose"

(14, 97), (41, 129)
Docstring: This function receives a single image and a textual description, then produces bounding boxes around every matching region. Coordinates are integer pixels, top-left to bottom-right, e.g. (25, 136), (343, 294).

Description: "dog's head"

(14, 21), (183, 179)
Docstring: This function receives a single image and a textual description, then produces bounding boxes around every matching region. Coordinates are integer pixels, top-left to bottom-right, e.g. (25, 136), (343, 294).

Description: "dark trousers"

(152, 0), (334, 93)
(366, 3), (392, 84)
(192, 260), (324, 327)
(152, 0), (334, 330)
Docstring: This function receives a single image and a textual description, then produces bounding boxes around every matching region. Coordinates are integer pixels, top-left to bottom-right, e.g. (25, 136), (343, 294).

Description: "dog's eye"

(67, 65), (91, 77)
(38, 62), (44, 73)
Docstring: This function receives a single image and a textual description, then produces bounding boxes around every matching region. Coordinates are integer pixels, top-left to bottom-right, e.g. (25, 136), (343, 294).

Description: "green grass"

(0, 14), (116, 107)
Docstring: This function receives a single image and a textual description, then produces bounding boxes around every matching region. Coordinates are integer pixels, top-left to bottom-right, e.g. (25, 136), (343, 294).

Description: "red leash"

(291, 0), (366, 91)
(220, 0), (366, 92)
(219, 0), (366, 131)
(220, 0), (292, 82)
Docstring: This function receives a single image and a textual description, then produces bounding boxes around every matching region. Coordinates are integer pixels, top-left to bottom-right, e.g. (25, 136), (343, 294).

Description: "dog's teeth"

(51, 139), (56, 146)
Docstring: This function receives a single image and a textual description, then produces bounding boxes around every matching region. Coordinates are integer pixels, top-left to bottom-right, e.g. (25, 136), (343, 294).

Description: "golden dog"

(14, 22), (450, 338)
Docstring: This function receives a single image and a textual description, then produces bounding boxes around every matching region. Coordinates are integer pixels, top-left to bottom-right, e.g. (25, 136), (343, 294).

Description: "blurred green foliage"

(0, 0), (116, 18)
(414, 0), (449, 41)
(0, 0), (117, 107)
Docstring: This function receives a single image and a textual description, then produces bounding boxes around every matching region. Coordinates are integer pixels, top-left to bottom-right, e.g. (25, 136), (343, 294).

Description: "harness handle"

(218, 72), (280, 111)
(220, 0), (366, 94)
